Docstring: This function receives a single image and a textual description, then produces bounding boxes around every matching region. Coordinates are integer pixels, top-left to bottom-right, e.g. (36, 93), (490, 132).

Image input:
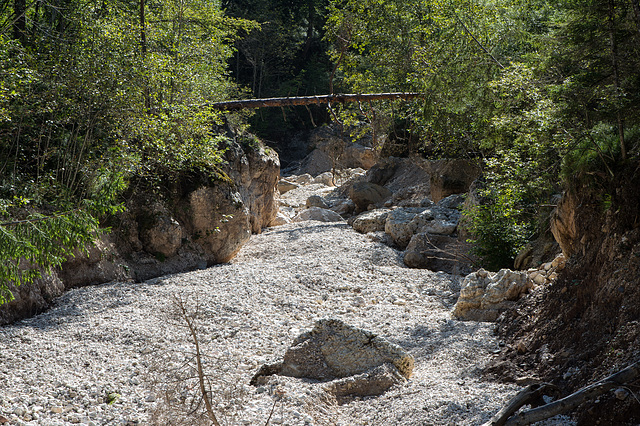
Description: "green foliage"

(464, 188), (532, 271)
(0, 0), (253, 304)
(0, 171), (126, 304)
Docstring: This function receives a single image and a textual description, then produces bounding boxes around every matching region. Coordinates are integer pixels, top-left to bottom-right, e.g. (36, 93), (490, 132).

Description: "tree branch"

(486, 360), (640, 426)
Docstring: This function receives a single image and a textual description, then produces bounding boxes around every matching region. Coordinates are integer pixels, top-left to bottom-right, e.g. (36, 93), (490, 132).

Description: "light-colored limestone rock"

(385, 206), (461, 249)
(452, 269), (532, 322)
(278, 180), (300, 194)
(269, 211), (292, 227)
(350, 209), (392, 234)
(293, 207), (344, 223)
(187, 186), (251, 264)
(141, 213), (183, 258)
(288, 173), (314, 185)
(313, 171), (335, 186)
(252, 319), (414, 383)
(403, 233), (473, 275)
(322, 363), (406, 399)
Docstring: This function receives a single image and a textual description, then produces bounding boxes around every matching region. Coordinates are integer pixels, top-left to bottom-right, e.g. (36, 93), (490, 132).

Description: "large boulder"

(293, 207), (344, 223)
(363, 157), (480, 205)
(452, 269), (532, 321)
(297, 124), (378, 176)
(350, 209), (391, 234)
(306, 195), (330, 209)
(295, 149), (334, 176)
(251, 319), (414, 398)
(404, 233), (473, 274)
(185, 185), (251, 264)
(57, 235), (129, 288)
(224, 143), (280, 233)
(349, 181), (393, 212)
(139, 205), (184, 258)
(385, 206), (461, 249)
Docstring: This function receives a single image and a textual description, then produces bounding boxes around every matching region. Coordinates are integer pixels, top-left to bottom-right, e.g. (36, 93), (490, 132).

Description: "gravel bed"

(0, 222), (573, 425)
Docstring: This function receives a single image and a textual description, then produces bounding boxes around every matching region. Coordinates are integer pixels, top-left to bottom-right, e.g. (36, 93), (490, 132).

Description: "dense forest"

(1, 0), (639, 302)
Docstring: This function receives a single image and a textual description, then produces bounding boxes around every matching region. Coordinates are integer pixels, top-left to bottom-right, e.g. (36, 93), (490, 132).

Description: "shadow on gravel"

(10, 282), (142, 332)
(394, 320), (497, 363)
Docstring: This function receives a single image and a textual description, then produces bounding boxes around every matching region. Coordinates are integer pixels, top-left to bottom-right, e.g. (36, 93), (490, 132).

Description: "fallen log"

(207, 92), (423, 111)
(485, 360), (640, 426)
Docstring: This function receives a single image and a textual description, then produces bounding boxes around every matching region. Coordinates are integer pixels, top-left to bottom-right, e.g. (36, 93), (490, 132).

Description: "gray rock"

(269, 211), (292, 227)
(452, 269), (532, 321)
(384, 207), (426, 248)
(288, 173), (314, 185)
(385, 206), (461, 249)
(141, 213), (183, 258)
(349, 182), (393, 212)
(313, 172), (335, 186)
(330, 199), (356, 217)
(278, 180), (300, 194)
(404, 233), (473, 274)
(350, 209), (392, 234)
(293, 207), (344, 223)
(436, 194), (465, 210)
(187, 186), (251, 264)
(252, 319), (413, 383)
(322, 363), (406, 399)
(306, 195), (330, 209)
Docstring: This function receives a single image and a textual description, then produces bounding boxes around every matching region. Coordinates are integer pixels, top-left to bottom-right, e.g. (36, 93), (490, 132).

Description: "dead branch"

(482, 383), (559, 426)
(485, 360), (640, 426)
(207, 92), (423, 111)
(174, 295), (221, 426)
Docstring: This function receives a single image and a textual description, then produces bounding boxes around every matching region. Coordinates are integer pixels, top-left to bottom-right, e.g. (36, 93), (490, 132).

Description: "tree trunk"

(140, 0), (150, 110)
(608, 0), (626, 160)
(207, 92), (423, 111)
(13, 0), (27, 44)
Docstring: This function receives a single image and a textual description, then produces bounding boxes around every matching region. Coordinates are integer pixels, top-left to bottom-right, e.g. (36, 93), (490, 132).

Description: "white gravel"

(0, 221), (573, 425)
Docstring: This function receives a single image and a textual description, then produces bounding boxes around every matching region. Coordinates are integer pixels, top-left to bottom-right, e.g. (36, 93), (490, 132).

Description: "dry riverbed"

(0, 222), (574, 425)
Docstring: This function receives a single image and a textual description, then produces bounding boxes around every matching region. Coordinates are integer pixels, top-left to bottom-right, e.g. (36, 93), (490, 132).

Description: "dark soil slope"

(486, 161), (640, 425)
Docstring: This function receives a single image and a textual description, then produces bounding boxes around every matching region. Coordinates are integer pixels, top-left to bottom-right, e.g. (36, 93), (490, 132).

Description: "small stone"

(51, 406), (64, 414)
(12, 406), (26, 417)
(392, 298), (407, 306)
(533, 274), (546, 285)
(551, 254), (566, 268)
(614, 388), (629, 400)
(543, 262), (552, 271)
(352, 296), (366, 307)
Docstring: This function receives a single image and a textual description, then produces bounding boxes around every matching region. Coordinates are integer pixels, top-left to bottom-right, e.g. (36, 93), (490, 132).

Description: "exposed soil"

(485, 161), (640, 425)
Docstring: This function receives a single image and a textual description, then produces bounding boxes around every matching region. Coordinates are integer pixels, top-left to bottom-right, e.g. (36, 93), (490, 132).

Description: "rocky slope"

(486, 162), (640, 425)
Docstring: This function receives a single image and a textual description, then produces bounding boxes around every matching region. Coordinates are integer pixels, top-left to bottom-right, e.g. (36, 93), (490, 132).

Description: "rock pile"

(273, 156), (480, 275)
(452, 269), (532, 322)
(526, 253), (566, 286)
